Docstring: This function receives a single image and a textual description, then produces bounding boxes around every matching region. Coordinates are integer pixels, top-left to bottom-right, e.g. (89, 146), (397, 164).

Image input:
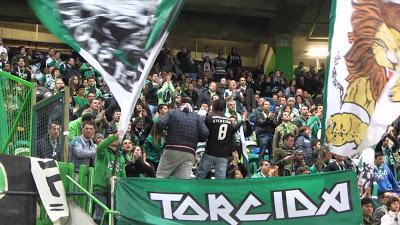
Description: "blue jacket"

(156, 109), (209, 155)
(70, 135), (97, 172)
(374, 164), (400, 194)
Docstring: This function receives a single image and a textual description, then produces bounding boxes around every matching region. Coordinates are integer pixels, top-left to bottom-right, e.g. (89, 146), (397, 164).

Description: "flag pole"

(110, 139), (120, 225)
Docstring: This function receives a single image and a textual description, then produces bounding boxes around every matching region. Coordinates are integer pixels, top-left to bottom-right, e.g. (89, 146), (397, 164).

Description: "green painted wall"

(275, 46), (293, 81)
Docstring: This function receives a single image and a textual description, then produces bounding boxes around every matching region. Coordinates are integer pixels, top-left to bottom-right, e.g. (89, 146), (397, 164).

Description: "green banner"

(116, 170), (362, 225)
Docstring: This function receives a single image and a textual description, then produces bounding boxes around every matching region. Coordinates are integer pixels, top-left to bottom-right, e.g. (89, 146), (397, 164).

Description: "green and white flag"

(116, 171), (362, 225)
(29, 0), (184, 137)
(324, 0), (400, 156)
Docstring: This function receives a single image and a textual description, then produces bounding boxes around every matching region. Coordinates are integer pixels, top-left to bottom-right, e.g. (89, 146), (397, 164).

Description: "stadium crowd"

(2, 39), (400, 224)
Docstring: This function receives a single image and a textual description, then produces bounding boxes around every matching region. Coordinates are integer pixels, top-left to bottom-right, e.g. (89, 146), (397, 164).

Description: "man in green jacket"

(292, 105), (309, 128)
(272, 133), (297, 176)
(93, 133), (126, 224)
(272, 111), (298, 149)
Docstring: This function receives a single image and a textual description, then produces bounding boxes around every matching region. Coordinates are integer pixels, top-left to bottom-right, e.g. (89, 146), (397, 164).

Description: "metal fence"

(32, 89), (69, 162)
(0, 71), (35, 155)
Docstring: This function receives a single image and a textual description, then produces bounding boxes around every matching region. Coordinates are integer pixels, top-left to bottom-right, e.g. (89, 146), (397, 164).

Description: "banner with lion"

(324, 0), (400, 156)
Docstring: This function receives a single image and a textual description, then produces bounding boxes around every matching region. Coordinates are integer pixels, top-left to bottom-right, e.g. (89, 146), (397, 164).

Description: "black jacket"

(254, 110), (276, 134)
(125, 158), (155, 177)
(36, 136), (63, 161)
(240, 86), (256, 112)
(145, 82), (159, 106)
(198, 89), (220, 107)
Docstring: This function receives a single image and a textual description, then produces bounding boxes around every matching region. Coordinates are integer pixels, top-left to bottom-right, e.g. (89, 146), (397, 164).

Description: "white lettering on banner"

(286, 190), (318, 218)
(273, 191), (285, 219)
(235, 193), (270, 221)
(173, 195), (208, 221)
(149, 193), (183, 219)
(149, 181), (352, 224)
(316, 182), (351, 215)
(208, 194), (236, 225)
(30, 158), (69, 223)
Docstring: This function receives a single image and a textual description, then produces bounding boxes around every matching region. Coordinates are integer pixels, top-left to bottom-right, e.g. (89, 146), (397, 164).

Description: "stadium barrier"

(32, 89), (70, 162)
(0, 71), (35, 155)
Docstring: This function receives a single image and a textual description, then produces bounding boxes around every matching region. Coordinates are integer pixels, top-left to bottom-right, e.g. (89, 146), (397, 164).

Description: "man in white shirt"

(0, 38), (8, 56)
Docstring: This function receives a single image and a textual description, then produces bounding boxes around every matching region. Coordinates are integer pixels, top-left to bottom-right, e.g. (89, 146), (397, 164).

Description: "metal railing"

(66, 175), (119, 225)
(0, 71), (35, 155)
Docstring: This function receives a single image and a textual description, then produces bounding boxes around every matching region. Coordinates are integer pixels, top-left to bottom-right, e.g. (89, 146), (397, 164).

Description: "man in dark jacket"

(145, 73), (161, 115)
(198, 82), (220, 108)
(156, 103), (209, 179)
(239, 77), (256, 112)
(62, 57), (81, 84)
(37, 121), (62, 160)
(254, 100), (276, 158)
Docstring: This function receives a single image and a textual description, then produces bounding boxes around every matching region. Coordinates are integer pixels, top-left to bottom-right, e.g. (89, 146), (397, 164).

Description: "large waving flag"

(323, 0), (400, 156)
(29, 0), (184, 138)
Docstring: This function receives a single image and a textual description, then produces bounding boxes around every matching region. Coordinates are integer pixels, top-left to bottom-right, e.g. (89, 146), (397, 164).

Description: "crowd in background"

(2, 39), (400, 224)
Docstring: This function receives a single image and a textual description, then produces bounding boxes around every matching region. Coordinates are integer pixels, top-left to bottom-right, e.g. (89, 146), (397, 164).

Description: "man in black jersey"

(196, 99), (243, 179)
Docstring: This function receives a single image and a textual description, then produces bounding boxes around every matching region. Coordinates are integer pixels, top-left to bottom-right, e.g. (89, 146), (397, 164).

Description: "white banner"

(31, 158), (69, 224)
(324, 0), (400, 156)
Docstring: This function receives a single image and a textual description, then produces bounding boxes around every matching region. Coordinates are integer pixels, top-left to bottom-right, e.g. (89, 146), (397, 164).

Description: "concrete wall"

(0, 22), (62, 43)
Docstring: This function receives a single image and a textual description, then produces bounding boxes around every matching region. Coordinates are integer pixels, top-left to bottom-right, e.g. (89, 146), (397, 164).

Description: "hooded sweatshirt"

(374, 163), (400, 194)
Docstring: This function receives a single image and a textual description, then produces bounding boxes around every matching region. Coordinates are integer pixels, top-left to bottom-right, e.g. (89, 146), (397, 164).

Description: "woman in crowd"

(294, 95), (305, 110)
(226, 151), (248, 179)
(143, 124), (165, 171)
(68, 75), (80, 95)
(131, 102), (153, 145)
(202, 56), (215, 80)
(285, 79), (297, 97)
(122, 139), (155, 178)
(381, 196), (400, 225)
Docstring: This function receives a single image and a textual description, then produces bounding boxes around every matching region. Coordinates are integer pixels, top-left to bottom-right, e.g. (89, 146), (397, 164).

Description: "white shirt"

(381, 211), (400, 225)
(0, 45), (7, 55)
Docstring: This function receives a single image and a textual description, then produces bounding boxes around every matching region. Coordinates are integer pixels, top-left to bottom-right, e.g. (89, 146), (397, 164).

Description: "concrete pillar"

(274, 34), (293, 81)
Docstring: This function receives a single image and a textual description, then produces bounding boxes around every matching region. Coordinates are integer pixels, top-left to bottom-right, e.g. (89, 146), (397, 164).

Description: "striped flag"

(323, 0), (400, 156)
(28, 0), (185, 138)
